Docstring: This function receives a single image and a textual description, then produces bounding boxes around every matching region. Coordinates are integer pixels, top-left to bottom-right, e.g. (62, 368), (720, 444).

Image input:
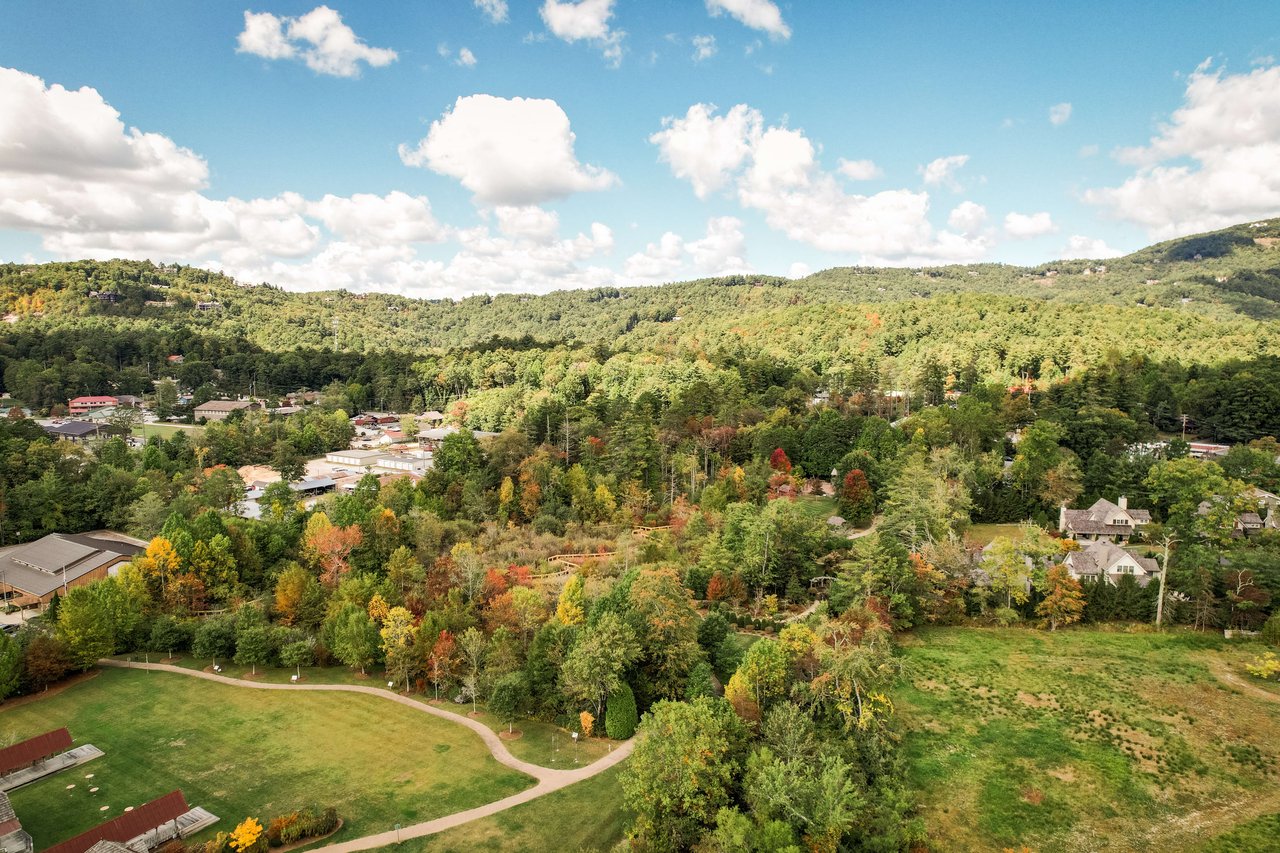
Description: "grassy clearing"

(405, 765), (628, 853)
(132, 422), (204, 440)
(794, 494), (838, 522)
(112, 654), (619, 768)
(964, 522), (1033, 546)
(2, 668), (532, 849)
(894, 627), (1280, 852)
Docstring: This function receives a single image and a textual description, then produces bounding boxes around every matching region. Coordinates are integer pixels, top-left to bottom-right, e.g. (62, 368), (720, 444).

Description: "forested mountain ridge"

(2, 220), (1279, 387)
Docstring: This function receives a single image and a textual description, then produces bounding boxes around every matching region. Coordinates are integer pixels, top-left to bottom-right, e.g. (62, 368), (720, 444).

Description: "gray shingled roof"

(85, 843), (132, 853)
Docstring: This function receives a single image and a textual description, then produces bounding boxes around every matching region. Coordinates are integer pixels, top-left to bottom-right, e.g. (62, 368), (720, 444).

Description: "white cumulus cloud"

(622, 216), (751, 283)
(1059, 235), (1124, 260)
(1003, 211), (1057, 239)
(1049, 102), (1073, 126)
(837, 158), (882, 181)
(0, 66), (624, 299)
(475, 0), (509, 24)
(706, 0), (791, 40)
(399, 94), (618, 206)
(947, 201), (988, 235)
(692, 35), (717, 62)
(1085, 61), (1280, 238)
(540, 0), (625, 67)
(650, 103), (762, 199)
(919, 155), (970, 190)
(651, 102), (991, 264)
(236, 6), (397, 77)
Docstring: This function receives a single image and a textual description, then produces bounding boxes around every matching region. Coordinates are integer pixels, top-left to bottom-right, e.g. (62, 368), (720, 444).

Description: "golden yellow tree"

(579, 710), (594, 738)
(229, 817), (263, 852)
(367, 593), (390, 623)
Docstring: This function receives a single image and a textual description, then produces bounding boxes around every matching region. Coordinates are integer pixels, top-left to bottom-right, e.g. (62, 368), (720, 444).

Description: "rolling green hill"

(1, 221), (1279, 396)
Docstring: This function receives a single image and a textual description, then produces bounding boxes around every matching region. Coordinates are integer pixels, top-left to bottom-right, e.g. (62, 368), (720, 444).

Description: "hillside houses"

(1059, 497), (1151, 543)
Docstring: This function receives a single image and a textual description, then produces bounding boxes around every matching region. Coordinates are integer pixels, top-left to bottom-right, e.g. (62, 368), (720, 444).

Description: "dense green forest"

(2, 221), (1280, 380)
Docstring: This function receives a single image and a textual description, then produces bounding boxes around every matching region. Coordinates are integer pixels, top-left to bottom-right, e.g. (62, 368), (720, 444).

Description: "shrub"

(1262, 613), (1280, 647)
(1246, 651), (1280, 681)
(605, 682), (638, 739)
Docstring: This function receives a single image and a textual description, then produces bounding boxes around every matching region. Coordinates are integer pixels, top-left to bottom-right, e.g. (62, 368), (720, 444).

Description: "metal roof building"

(0, 534), (142, 607)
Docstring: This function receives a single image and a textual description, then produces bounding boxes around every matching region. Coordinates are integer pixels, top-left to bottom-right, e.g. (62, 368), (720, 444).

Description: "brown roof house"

(1059, 497), (1151, 543)
(1061, 540), (1160, 587)
(194, 400), (260, 422)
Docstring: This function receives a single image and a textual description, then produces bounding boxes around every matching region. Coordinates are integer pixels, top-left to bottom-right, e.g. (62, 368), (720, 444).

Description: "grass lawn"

(132, 422), (204, 440)
(794, 494), (838, 522)
(1, 668), (532, 849)
(964, 522), (1035, 546)
(405, 764), (628, 852)
(894, 627), (1280, 852)
(116, 655), (621, 768)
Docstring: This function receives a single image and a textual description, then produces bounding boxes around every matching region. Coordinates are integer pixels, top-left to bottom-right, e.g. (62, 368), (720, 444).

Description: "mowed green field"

(407, 765), (629, 853)
(895, 628), (1280, 852)
(0, 668), (532, 849)
(119, 655), (618, 768)
(131, 422), (204, 440)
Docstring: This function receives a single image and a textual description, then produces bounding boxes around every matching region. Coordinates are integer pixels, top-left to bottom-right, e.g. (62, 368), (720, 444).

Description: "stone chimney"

(1059, 504), (1068, 531)
(1118, 495), (1128, 510)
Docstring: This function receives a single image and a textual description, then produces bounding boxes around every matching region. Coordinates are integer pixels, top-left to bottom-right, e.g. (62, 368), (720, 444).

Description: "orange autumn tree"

(1036, 565), (1085, 631)
(302, 512), (363, 587)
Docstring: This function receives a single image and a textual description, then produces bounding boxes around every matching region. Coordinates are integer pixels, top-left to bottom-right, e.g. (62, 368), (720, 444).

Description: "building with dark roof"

(41, 421), (104, 441)
(1058, 497), (1151, 543)
(0, 534), (142, 609)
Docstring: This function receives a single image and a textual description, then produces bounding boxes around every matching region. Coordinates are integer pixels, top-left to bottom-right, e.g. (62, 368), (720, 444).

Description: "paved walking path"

(99, 659), (634, 850)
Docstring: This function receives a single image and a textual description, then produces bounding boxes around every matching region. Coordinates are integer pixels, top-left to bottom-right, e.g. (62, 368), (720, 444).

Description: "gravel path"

(99, 659), (634, 850)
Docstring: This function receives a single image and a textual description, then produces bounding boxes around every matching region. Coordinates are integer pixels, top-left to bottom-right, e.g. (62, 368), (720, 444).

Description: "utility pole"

(1156, 533), (1176, 629)
(1180, 414), (1188, 440)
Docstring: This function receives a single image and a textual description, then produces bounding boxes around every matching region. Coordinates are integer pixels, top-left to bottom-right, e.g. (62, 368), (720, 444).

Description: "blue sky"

(2, 1), (1279, 296)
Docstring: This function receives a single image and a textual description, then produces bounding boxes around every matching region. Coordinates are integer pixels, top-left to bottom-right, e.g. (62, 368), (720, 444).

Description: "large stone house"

(1061, 539), (1160, 587)
(1059, 497), (1151, 543)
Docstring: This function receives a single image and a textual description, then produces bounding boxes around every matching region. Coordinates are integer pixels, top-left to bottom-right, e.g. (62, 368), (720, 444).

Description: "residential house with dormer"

(1061, 539), (1160, 587)
(1059, 496), (1151, 543)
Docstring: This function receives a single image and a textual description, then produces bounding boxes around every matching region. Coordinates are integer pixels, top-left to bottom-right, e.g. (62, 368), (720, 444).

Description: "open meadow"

(0, 668), (532, 849)
(894, 628), (1280, 852)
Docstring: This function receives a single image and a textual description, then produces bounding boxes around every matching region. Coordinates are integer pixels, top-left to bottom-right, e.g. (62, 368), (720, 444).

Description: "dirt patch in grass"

(1047, 766), (1077, 783)
(499, 730), (523, 740)
(1017, 691), (1061, 710)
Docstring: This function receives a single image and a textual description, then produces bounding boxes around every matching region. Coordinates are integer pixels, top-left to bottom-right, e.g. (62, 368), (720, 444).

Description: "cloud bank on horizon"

(0, 2), (1278, 297)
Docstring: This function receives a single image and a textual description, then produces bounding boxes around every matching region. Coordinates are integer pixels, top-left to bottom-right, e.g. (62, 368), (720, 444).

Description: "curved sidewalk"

(99, 659), (634, 850)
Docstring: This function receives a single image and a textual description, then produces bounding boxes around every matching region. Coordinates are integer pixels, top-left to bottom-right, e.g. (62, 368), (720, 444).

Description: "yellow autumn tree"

(133, 536), (181, 598)
(367, 593), (390, 623)
(229, 817), (263, 852)
(579, 710), (594, 738)
(555, 574), (585, 626)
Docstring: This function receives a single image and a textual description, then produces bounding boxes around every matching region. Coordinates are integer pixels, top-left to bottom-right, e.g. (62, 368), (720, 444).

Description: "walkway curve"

(1208, 659), (1280, 704)
(99, 659), (634, 851)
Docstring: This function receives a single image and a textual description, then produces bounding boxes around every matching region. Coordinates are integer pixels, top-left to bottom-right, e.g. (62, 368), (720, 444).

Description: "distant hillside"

(2, 220), (1279, 381)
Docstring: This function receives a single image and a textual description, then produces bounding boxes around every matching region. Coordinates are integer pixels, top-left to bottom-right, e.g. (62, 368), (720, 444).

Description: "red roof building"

(44, 790), (189, 853)
(68, 396), (118, 416)
(0, 727), (72, 777)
